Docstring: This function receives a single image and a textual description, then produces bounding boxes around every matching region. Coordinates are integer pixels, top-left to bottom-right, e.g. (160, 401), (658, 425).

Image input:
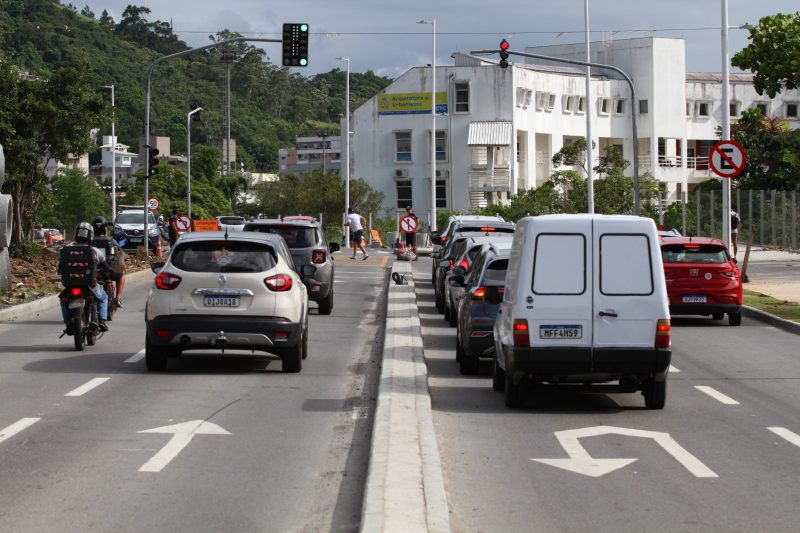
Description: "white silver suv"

(145, 231), (312, 373)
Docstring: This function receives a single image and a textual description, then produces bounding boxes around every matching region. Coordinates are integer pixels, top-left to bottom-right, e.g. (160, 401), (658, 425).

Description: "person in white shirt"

(345, 207), (369, 260)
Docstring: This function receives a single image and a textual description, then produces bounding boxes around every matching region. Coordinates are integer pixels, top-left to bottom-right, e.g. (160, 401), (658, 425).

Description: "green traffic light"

(300, 24), (308, 32)
(300, 58), (308, 66)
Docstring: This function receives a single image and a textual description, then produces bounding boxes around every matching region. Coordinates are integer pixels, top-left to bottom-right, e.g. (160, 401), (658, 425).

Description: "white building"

(349, 37), (799, 221)
(279, 135), (342, 175)
(43, 153), (89, 177)
(100, 135), (139, 183)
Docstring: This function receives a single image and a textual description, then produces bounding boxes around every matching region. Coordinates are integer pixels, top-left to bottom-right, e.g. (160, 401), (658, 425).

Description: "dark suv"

(244, 217), (339, 314)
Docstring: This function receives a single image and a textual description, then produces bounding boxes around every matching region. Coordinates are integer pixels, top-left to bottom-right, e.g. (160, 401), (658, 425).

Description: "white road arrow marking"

(138, 420), (231, 472)
(531, 425), (717, 478)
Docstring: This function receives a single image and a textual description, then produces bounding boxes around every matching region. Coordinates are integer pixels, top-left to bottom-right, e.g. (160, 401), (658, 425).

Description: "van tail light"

(265, 274), (293, 292)
(155, 272), (182, 290)
(513, 319), (530, 347)
(458, 258), (469, 270)
(312, 249), (326, 264)
(655, 319), (671, 349)
(69, 287), (83, 297)
(472, 286), (485, 300)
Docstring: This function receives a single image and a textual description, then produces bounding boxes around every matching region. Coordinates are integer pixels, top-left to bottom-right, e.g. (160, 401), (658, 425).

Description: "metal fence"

(664, 189), (799, 250)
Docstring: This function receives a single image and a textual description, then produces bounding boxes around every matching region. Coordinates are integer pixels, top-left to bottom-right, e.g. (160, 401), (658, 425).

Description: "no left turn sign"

(400, 215), (418, 234)
(709, 140), (747, 178)
(176, 215), (192, 231)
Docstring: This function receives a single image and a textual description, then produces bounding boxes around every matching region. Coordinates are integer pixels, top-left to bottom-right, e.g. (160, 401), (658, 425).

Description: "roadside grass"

(743, 289), (800, 323)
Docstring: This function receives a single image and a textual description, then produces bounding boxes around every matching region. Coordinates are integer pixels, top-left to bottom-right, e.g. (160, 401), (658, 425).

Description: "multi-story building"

(99, 135), (139, 183)
(279, 135), (342, 175)
(349, 37), (799, 222)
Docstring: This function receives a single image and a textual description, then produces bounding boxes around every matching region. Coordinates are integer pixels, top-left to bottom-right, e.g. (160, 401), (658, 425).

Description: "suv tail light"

(155, 272), (182, 290)
(655, 319), (671, 348)
(265, 274), (293, 292)
(312, 249), (326, 264)
(472, 286), (485, 300)
(449, 259), (454, 269)
(513, 319), (530, 347)
(458, 258), (469, 270)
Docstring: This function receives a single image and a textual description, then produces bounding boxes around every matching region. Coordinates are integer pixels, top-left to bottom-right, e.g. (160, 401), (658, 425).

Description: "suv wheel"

(282, 332), (304, 373)
(145, 336), (168, 371)
(318, 290), (333, 315)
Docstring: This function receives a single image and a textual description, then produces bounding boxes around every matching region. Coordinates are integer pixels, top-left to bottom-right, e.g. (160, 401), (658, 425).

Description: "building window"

(696, 101), (711, 117)
(754, 102), (769, 115)
(395, 131), (412, 162)
(686, 101), (693, 117)
(547, 93), (556, 111)
(730, 101), (741, 117)
(598, 98), (611, 115)
(436, 179), (447, 209)
(576, 96), (586, 114)
(615, 99), (626, 115)
(516, 87), (532, 108)
(563, 95), (575, 113)
(454, 82), (469, 113)
(434, 130), (447, 161)
(785, 103), (798, 118)
(535, 91), (548, 111)
(396, 179), (412, 208)
(639, 99), (648, 114)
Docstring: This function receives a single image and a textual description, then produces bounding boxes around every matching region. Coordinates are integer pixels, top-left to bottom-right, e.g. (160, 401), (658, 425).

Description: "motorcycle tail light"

(265, 274), (293, 292)
(312, 250), (326, 264)
(155, 272), (181, 290)
(69, 287), (83, 296)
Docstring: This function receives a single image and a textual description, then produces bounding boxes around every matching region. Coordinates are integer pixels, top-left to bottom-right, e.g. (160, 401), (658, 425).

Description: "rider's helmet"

(91, 216), (108, 235)
(74, 222), (94, 244)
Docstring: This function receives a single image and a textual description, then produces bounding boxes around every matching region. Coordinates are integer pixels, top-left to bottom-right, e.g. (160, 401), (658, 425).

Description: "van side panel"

(496, 220), (528, 349)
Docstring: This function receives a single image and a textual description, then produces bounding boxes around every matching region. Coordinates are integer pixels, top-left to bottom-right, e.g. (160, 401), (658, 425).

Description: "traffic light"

(499, 39), (510, 69)
(147, 146), (160, 177)
(190, 102), (203, 122)
(282, 23), (309, 67)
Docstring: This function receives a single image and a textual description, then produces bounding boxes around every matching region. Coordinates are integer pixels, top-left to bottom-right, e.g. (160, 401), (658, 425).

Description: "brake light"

(449, 259), (454, 269)
(655, 319), (671, 349)
(498, 287), (505, 295)
(721, 270), (737, 278)
(480, 227), (496, 232)
(513, 319), (530, 347)
(69, 287), (83, 296)
(312, 249), (326, 264)
(684, 244), (700, 249)
(155, 272), (182, 290)
(441, 236), (447, 243)
(472, 286), (485, 300)
(265, 274), (293, 292)
(458, 258), (469, 270)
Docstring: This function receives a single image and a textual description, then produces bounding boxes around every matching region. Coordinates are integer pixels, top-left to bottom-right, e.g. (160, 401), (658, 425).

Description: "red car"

(660, 237), (742, 326)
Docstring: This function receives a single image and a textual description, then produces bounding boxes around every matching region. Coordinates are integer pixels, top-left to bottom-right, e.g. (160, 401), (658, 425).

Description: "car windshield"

(116, 213), (156, 225)
(247, 226), (317, 248)
(171, 241), (277, 273)
(662, 244), (729, 263)
(218, 216), (245, 225)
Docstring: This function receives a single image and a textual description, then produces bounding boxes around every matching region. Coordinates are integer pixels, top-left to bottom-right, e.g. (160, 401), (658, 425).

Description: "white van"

(493, 214), (671, 409)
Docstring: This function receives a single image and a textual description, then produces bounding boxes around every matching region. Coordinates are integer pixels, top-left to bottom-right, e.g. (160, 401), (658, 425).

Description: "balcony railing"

(468, 169), (511, 191)
(658, 155), (683, 167)
(687, 156), (710, 170)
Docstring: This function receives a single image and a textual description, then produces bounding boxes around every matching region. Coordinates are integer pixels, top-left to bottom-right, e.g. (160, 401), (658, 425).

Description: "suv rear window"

(218, 216), (245, 225)
(171, 242), (277, 273)
(662, 244), (728, 263)
(246, 225), (318, 248)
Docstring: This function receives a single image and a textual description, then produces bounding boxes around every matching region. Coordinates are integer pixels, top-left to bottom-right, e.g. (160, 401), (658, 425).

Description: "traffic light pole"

(144, 37), (280, 254)
(471, 48), (642, 215)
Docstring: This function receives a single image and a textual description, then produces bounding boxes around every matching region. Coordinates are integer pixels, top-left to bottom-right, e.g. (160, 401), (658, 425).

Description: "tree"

(80, 5), (94, 18)
(98, 9), (114, 27)
(731, 12), (800, 98)
(730, 108), (800, 190)
(49, 168), (109, 231)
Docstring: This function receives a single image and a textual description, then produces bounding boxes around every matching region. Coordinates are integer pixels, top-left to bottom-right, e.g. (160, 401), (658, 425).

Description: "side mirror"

(431, 231), (442, 245)
(300, 264), (317, 278)
(452, 265), (467, 277)
(485, 286), (504, 304)
(329, 242), (340, 253)
(431, 251), (441, 260)
(449, 275), (465, 287)
(151, 262), (165, 274)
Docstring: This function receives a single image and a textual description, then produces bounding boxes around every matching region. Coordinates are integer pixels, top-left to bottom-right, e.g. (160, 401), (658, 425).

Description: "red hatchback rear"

(661, 237), (743, 326)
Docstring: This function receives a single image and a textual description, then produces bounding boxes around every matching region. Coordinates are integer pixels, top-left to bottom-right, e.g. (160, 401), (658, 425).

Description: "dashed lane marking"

(0, 418), (40, 444)
(125, 350), (145, 363)
(768, 427), (800, 449)
(65, 377), (110, 397)
(695, 385), (740, 405)
(669, 365), (680, 373)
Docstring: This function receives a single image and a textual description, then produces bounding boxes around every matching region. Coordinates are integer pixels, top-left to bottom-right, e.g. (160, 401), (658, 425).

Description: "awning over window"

(467, 121), (512, 146)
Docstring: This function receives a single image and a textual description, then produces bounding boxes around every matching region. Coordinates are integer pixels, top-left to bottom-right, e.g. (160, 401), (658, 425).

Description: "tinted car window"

(171, 242), (277, 273)
(248, 225), (317, 248)
(662, 244), (729, 263)
(116, 212), (157, 225)
(218, 216), (246, 225)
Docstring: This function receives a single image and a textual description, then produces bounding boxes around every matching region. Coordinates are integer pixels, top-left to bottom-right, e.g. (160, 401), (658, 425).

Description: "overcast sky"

(80, 1), (796, 78)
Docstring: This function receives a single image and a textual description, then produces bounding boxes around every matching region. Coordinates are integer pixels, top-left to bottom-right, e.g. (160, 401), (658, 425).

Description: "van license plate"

(204, 296), (240, 307)
(682, 295), (707, 303)
(540, 325), (582, 339)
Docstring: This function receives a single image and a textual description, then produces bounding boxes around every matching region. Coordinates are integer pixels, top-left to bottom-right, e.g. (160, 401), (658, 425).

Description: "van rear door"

(592, 218), (659, 348)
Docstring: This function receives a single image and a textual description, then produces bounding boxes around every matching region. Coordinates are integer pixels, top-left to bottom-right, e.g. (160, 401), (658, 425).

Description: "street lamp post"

(418, 18), (437, 231)
(584, 1), (595, 214)
(721, 0), (732, 254)
(320, 131), (329, 175)
(102, 85), (116, 218)
(336, 56), (351, 246)
(187, 107), (203, 220)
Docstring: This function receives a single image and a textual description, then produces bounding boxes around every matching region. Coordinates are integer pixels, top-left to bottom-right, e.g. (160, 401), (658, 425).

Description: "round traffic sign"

(399, 215), (418, 234)
(709, 140), (747, 178)
(176, 215), (192, 231)
(147, 196), (159, 211)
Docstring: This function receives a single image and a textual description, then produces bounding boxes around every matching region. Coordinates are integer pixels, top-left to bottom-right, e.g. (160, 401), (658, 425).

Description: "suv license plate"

(682, 295), (707, 303)
(204, 296), (240, 307)
(540, 325), (582, 339)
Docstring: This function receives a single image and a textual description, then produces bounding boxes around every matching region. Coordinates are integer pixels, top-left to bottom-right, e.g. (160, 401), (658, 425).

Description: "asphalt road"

(0, 257), (388, 533)
(410, 258), (800, 533)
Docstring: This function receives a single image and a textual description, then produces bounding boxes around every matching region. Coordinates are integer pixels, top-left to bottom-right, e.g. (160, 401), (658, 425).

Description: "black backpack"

(731, 212), (739, 230)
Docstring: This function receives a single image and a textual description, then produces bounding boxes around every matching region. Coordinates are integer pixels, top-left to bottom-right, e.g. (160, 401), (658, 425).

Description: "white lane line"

(694, 385), (740, 405)
(0, 418), (40, 444)
(125, 350), (145, 363)
(65, 377), (110, 397)
(669, 365), (681, 373)
(768, 427), (800, 449)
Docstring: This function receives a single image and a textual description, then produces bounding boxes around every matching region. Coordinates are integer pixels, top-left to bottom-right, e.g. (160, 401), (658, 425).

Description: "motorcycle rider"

(58, 222), (110, 334)
(92, 215), (126, 307)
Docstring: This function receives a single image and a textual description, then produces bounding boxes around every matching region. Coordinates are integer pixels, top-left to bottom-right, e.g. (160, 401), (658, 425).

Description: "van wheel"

(492, 355), (505, 392)
(145, 336), (168, 371)
(728, 310), (742, 326)
(644, 378), (667, 409)
(318, 291), (333, 315)
(712, 312), (724, 320)
(505, 373), (525, 408)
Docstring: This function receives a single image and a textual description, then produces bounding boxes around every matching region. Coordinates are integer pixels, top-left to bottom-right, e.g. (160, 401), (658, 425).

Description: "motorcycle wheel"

(72, 308), (85, 351)
(86, 302), (98, 346)
(106, 282), (117, 322)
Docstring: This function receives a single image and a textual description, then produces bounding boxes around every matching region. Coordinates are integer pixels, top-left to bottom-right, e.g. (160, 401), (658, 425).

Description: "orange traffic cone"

(155, 237), (163, 258)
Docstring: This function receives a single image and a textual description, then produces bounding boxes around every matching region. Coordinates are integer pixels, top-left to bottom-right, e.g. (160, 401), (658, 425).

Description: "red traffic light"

(500, 39), (510, 50)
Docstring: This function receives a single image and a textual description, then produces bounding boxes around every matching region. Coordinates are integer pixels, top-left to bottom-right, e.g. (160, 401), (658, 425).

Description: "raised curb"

(0, 267), (154, 322)
(360, 261), (450, 533)
(743, 305), (800, 336)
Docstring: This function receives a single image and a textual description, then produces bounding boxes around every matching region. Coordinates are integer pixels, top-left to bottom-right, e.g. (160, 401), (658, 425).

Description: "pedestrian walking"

(168, 205), (180, 247)
(731, 208), (741, 259)
(345, 207), (369, 260)
(401, 205), (419, 260)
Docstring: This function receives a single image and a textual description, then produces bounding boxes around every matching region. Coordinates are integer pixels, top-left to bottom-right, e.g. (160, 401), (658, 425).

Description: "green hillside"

(0, 0), (392, 171)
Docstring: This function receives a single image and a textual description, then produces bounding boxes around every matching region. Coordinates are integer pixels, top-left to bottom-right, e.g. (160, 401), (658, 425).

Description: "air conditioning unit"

(395, 169), (408, 178)
(435, 169), (449, 178)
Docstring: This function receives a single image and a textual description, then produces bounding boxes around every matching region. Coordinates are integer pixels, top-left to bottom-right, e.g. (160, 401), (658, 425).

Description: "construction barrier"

(370, 229), (383, 247)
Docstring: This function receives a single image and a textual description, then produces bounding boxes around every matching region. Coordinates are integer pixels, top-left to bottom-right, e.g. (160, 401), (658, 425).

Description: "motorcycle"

(61, 284), (101, 351)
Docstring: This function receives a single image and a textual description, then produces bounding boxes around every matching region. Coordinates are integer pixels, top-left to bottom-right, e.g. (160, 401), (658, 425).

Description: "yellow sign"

(378, 92), (448, 115)
(193, 219), (220, 232)
(370, 229), (383, 247)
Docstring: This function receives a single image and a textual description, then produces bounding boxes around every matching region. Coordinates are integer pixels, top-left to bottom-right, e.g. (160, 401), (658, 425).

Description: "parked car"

(430, 215), (507, 283)
(216, 215), (246, 231)
(243, 217), (339, 315)
(33, 228), (64, 246)
(452, 243), (511, 375)
(658, 228), (682, 238)
(661, 236), (742, 326)
(144, 231), (312, 372)
(113, 210), (160, 250)
(494, 214), (671, 409)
